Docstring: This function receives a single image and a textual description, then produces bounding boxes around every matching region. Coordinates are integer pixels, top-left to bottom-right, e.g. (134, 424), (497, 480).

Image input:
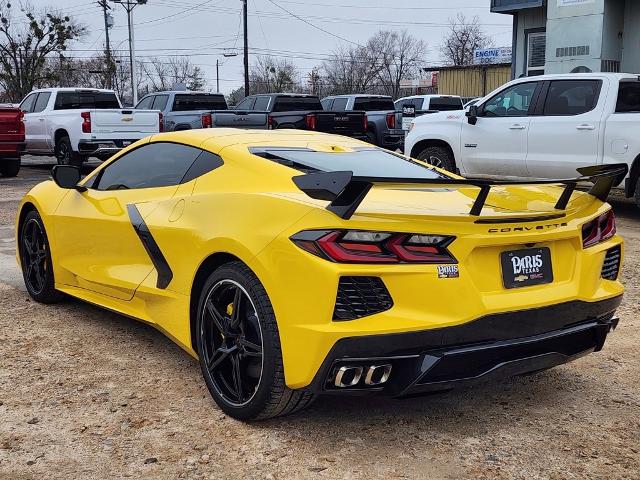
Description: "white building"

(491, 0), (640, 78)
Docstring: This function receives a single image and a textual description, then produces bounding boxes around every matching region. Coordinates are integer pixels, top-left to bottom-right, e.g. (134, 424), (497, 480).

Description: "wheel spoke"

(230, 286), (243, 328)
(230, 353), (243, 402)
(22, 237), (34, 256)
(206, 299), (228, 335)
(207, 345), (236, 371)
(239, 338), (262, 357)
(33, 266), (44, 290)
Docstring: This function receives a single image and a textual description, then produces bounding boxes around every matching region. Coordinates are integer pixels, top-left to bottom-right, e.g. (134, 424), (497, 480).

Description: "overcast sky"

(54, 0), (513, 94)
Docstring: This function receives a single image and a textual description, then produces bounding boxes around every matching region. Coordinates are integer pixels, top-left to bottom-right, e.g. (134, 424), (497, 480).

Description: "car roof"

(395, 95), (462, 101)
(31, 87), (117, 94)
(148, 128), (364, 153)
(148, 91), (223, 95)
(325, 94), (392, 99)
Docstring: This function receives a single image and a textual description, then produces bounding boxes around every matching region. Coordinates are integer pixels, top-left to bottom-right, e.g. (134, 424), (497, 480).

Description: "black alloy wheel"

(21, 217), (48, 295)
(200, 279), (264, 407)
(196, 262), (315, 420)
(19, 210), (63, 303)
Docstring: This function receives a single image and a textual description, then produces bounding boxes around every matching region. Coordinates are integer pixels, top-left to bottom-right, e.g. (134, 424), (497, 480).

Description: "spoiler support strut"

(292, 164), (628, 220)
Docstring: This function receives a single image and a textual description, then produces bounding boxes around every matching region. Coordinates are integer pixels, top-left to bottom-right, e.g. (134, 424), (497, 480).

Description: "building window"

(527, 31), (546, 76)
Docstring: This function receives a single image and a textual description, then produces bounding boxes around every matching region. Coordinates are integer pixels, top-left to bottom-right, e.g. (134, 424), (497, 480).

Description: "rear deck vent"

(601, 245), (621, 281)
(333, 276), (393, 321)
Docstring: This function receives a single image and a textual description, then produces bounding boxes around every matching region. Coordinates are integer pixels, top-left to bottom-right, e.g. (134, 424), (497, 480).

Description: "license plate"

(500, 247), (553, 289)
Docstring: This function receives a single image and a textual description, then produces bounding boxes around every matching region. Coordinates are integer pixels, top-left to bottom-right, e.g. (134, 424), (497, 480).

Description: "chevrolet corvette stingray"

(16, 129), (625, 420)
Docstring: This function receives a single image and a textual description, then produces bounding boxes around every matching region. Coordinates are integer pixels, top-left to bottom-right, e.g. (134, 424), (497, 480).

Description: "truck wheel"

(366, 131), (378, 146)
(55, 136), (84, 167)
(635, 177), (640, 208)
(416, 146), (456, 173)
(0, 157), (20, 177)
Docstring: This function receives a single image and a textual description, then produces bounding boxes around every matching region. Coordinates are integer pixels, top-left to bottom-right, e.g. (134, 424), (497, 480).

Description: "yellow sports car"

(16, 129), (625, 420)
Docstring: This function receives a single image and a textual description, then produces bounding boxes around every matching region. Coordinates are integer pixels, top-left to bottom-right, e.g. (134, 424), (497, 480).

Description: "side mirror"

(51, 165), (85, 191)
(466, 105), (478, 125)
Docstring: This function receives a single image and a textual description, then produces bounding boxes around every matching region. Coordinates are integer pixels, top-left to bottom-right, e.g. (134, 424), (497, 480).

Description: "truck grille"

(333, 277), (393, 321)
(601, 245), (621, 280)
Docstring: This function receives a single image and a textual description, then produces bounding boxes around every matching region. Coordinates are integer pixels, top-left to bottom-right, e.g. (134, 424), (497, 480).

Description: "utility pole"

(216, 59), (219, 93)
(111, 0), (146, 105)
(242, 0), (249, 95)
(99, 0), (113, 89)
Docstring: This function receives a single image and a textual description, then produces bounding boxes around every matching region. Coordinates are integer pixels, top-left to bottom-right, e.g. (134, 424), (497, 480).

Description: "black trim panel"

(126, 204), (173, 289)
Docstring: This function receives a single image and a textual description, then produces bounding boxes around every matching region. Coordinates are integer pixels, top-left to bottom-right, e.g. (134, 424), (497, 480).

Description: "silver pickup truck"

(135, 91), (228, 131)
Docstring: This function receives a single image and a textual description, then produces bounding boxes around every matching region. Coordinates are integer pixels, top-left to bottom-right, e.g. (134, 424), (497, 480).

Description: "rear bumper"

(0, 140), (25, 155)
(78, 139), (138, 157)
(307, 296), (622, 396)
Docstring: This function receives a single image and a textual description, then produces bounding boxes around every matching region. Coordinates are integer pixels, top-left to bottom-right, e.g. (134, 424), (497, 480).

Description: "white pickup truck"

(405, 73), (640, 204)
(20, 88), (161, 166)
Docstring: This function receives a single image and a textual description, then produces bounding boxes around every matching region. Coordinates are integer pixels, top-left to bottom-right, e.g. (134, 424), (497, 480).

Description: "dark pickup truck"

(0, 106), (25, 177)
(321, 94), (404, 150)
(212, 93), (367, 140)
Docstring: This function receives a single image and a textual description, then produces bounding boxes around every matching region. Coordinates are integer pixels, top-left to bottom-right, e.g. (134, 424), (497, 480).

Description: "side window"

(483, 82), (538, 117)
(253, 96), (270, 111)
(616, 82), (640, 113)
(32, 92), (51, 113)
(236, 97), (255, 110)
(136, 96), (154, 109)
(321, 98), (333, 110)
(153, 95), (169, 111)
(93, 142), (219, 190)
(20, 93), (38, 113)
(332, 98), (348, 111)
(542, 80), (600, 116)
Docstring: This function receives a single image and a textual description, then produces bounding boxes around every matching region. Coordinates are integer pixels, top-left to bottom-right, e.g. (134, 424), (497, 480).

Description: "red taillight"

(582, 210), (616, 248)
(305, 113), (317, 130)
(81, 111), (91, 133)
(363, 114), (368, 131)
(385, 112), (396, 129)
(158, 112), (164, 132)
(17, 110), (25, 136)
(291, 230), (456, 264)
(202, 113), (212, 128)
(267, 115), (274, 129)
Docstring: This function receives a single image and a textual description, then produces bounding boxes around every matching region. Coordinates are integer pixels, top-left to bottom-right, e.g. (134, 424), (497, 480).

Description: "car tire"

(55, 136), (84, 167)
(366, 131), (378, 146)
(635, 176), (640, 209)
(19, 210), (64, 304)
(0, 157), (20, 177)
(196, 261), (315, 420)
(416, 146), (456, 172)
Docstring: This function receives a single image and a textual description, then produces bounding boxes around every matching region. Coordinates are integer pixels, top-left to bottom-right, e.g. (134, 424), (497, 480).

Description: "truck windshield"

(54, 92), (120, 110)
(353, 97), (395, 111)
(172, 94), (228, 111)
(272, 96), (322, 112)
(252, 147), (448, 179)
(429, 97), (463, 111)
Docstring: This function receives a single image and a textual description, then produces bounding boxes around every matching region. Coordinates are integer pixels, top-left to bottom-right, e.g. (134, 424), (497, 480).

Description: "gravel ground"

(0, 159), (639, 480)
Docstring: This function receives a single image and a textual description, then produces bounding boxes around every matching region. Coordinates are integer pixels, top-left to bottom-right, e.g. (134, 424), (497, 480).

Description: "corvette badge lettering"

(488, 223), (568, 233)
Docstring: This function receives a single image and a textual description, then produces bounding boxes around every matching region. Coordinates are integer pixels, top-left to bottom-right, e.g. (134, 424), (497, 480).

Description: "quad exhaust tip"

(334, 364), (392, 388)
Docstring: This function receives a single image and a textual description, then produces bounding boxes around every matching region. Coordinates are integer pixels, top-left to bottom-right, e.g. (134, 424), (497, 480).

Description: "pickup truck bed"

(0, 106), (25, 177)
(215, 94), (367, 140)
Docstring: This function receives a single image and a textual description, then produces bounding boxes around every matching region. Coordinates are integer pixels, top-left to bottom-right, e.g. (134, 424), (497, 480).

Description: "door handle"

(38, 118), (45, 121)
(509, 124), (526, 130)
(576, 124), (595, 130)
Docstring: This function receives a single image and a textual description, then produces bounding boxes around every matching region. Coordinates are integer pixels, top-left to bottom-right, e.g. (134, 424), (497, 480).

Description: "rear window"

(54, 91), (120, 110)
(395, 98), (423, 110)
(172, 94), (227, 111)
(616, 82), (640, 113)
(543, 80), (600, 116)
(353, 97), (395, 111)
(428, 97), (463, 111)
(252, 147), (447, 179)
(272, 96), (322, 112)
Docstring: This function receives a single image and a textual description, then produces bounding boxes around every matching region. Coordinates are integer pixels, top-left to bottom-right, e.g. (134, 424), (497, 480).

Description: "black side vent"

(333, 277), (393, 321)
(601, 245), (621, 281)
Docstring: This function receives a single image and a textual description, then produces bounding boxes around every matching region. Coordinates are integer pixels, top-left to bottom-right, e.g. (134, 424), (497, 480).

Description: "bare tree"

(0, 2), (85, 101)
(440, 13), (492, 66)
(141, 56), (205, 92)
(249, 56), (299, 93)
(374, 30), (427, 98)
(321, 40), (383, 95)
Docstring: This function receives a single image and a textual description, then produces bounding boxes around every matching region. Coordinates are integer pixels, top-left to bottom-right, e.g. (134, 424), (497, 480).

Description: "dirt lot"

(1, 160), (639, 480)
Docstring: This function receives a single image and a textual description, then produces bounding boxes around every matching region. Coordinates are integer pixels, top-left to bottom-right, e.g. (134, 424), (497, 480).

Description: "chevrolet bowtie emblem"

(122, 117), (133, 122)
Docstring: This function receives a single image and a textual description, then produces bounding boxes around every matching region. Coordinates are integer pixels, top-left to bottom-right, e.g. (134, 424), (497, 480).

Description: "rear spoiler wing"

(292, 163), (628, 220)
